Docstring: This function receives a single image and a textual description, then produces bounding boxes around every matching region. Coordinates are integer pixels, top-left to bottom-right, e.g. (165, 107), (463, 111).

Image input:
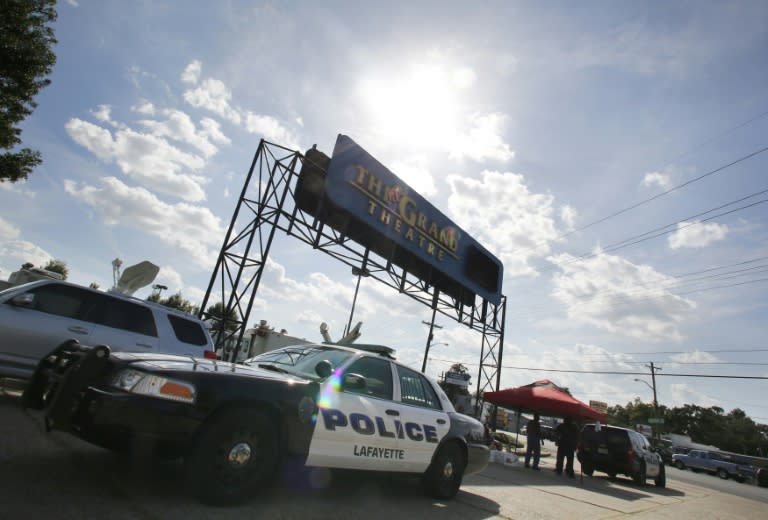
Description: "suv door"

(85, 295), (159, 353)
(0, 282), (95, 378)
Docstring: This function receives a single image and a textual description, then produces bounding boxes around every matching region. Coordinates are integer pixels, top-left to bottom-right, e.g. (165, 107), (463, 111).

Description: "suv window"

(84, 294), (158, 337)
(167, 315), (208, 346)
(397, 365), (442, 410)
(26, 283), (90, 319)
(344, 357), (393, 400)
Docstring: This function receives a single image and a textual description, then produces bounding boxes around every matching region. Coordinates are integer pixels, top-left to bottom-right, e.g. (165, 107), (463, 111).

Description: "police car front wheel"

(424, 442), (466, 500)
(186, 409), (280, 504)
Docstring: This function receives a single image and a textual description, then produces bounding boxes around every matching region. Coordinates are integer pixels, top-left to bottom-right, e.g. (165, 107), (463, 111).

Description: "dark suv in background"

(577, 424), (665, 487)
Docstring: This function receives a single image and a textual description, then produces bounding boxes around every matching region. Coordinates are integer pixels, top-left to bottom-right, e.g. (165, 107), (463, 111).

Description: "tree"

(43, 258), (67, 279)
(146, 291), (198, 315)
(204, 301), (239, 334)
(0, 0), (57, 183)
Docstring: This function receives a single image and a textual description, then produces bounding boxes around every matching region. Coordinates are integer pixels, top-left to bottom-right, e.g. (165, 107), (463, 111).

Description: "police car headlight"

(111, 369), (196, 404)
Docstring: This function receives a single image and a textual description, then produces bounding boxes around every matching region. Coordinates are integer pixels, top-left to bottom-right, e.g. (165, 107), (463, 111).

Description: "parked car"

(660, 444), (691, 465)
(23, 340), (489, 504)
(0, 280), (215, 381)
(577, 424), (665, 487)
(541, 424), (557, 442)
(671, 449), (751, 482)
(756, 467), (768, 487)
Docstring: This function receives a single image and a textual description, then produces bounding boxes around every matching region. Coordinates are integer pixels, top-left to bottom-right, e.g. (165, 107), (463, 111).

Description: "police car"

(23, 340), (489, 504)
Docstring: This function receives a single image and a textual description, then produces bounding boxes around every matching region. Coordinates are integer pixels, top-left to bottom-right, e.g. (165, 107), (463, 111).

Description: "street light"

(635, 377), (661, 441)
(431, 342), (449, 348)
(633, 378), (658, 409)
(345, 267), (370, 336)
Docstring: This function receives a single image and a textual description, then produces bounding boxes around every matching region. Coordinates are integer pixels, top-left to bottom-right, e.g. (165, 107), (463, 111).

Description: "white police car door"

(306, 356), (403, 471)
(393, 364), (450, 472)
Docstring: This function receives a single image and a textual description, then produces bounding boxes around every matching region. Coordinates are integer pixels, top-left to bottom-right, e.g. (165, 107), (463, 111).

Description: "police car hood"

(109, 352), (307, 382)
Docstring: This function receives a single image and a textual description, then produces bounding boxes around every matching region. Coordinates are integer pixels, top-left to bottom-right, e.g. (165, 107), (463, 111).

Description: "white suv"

(0, 279), (215, 381)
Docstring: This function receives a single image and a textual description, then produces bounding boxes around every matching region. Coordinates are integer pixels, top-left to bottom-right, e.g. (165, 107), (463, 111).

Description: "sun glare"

(358, 64), (468, 148)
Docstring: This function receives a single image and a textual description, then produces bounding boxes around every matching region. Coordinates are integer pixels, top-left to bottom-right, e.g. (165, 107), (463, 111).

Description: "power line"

(547, 191), (768, 272)
(505, 255), (768, 323)
(520, 143), (768, 257)
(430, 358), (768, 379)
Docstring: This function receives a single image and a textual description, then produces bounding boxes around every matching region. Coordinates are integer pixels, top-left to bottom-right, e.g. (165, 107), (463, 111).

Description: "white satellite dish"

(115, 260), (160, 296)
(338, 321), (362, 345)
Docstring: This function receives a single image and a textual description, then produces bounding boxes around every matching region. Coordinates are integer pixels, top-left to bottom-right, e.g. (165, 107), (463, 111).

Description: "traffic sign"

(648, 417), (664, 424)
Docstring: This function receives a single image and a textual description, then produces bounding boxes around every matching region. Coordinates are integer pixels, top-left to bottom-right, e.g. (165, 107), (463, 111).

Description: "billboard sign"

(321, 134), (503, 305)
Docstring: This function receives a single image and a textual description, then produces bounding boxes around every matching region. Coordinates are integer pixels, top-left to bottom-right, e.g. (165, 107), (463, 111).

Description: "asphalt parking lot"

(0, 388), (764, 520)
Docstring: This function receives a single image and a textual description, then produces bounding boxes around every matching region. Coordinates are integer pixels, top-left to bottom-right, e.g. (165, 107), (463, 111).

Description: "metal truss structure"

(199, 139), (507, 403)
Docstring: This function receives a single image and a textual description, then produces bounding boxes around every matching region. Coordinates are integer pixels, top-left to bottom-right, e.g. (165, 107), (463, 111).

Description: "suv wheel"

(581, 464), (594, 476)
(654, 464), (666, 488)
(186, 409), (279, 504)
(675, 460), (685, 470)
(717, 468), (729, 480)
(633, 463), (647, 486)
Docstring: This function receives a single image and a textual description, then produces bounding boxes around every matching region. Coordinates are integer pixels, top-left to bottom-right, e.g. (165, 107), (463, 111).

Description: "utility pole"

(646, 361), (662, 442)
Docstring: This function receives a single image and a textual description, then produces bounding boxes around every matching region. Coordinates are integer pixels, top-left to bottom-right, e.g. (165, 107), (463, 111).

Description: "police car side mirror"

(11, 293), (34, 306)
(342, 373), (366, 391)
(315, 360), (333, 379)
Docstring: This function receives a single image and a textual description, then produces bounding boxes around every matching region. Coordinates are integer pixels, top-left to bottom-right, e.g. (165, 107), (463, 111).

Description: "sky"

(2, 1), (768, 427)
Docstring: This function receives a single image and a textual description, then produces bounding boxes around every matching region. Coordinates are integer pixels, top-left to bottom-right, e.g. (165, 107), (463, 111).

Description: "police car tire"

(424, 442), (465, 500)
(186, 409), (279, 504)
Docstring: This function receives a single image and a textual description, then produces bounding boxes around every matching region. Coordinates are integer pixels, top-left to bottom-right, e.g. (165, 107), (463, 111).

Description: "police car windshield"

(245, 345), (355, 381)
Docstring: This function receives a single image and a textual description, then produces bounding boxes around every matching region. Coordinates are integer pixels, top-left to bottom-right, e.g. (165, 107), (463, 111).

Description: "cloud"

(133, 99), (156, 116)
(560, 205), (578, 231)
(389, 157), (436, 197)
(668, 221), (728, 249)
(668, 383), (720, 408)
(138, 109), (226, 158)
(91, 104), (112, 123)
(181, 65), (298, 148)
(243, 112), (299, 149)
(447, 170), (560, 277)
(0, 240), (53, 277)
(643, 171), (672, 190)
(65, 118), (209, 202)
(183, 78), (242, 125)
(0, 180), (35, 198)
(63, 177), (224, 269)
(181, 60), (202, 85)
(155, 265), (184, 293)
(449, 113), (514, 162)
(549, 249), (697, 341)
(670, 350), (719, 365)
(0, 217), (20, 239)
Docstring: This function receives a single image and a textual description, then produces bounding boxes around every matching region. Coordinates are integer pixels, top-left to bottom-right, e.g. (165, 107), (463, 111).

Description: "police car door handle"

(386, 409), (400, 416)
(67, 326), (89, 335)
(437, 419), (446, 425)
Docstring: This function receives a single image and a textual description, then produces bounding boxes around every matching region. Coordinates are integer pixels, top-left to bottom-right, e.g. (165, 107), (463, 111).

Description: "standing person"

(555, 417), (579, 477)
(524, 413), (543, 469)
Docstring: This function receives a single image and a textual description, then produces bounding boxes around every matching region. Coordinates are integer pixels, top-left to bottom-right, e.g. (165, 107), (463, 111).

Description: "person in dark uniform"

(524, 413), (543, 469)
(555, 416), (579, 477)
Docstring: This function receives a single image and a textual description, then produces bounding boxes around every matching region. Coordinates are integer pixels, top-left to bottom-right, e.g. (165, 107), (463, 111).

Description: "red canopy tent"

(483, 379), (607, 423)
